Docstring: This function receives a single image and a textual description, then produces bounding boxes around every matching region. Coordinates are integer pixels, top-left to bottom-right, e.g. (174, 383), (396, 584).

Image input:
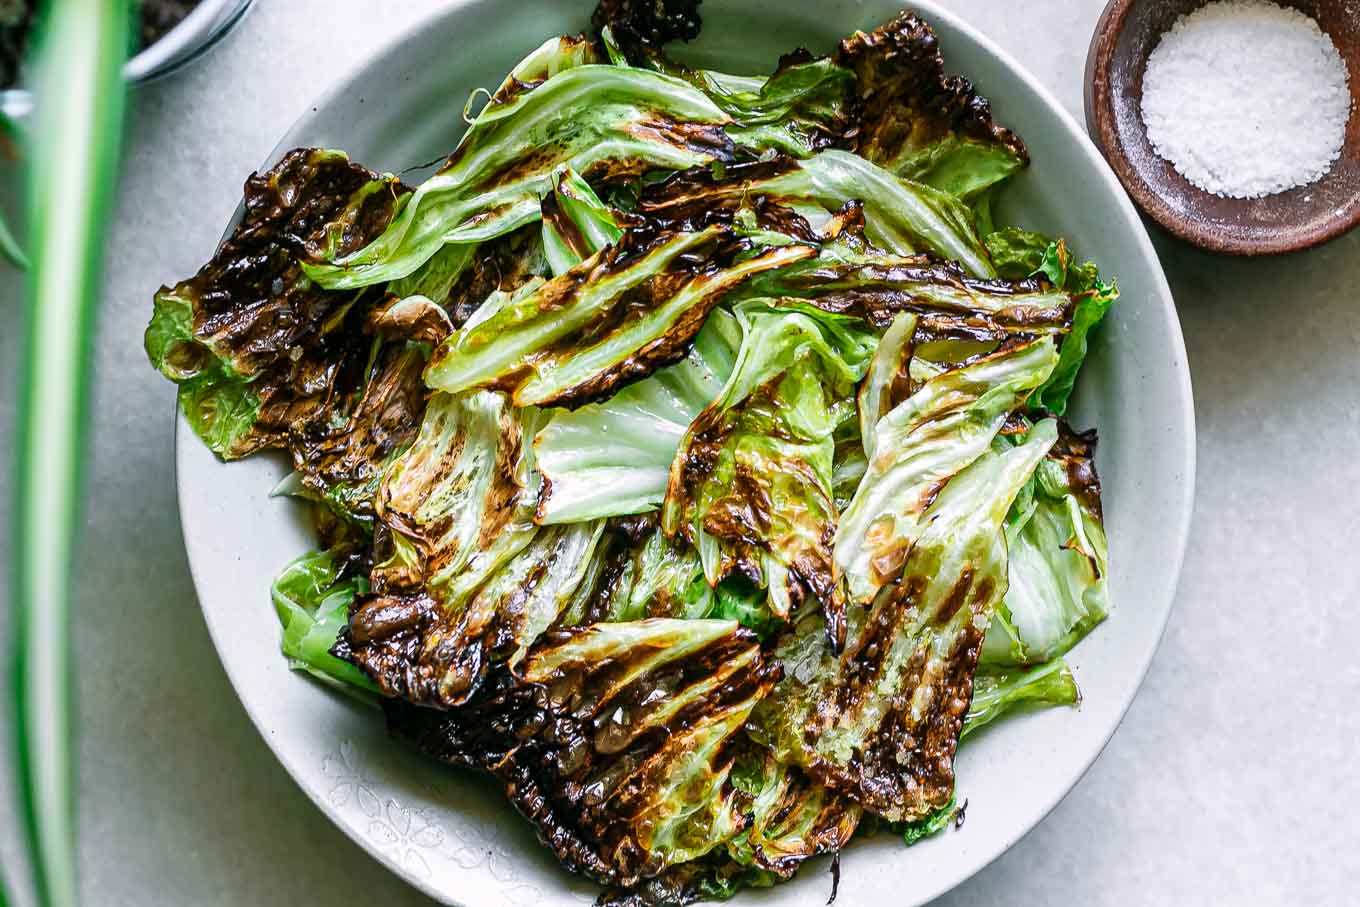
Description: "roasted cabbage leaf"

(369, 390), (532, 593)
(558, 518), (713, 624)
(641, 152), (996, 276)
(857, 310), (917, 459)
(426, 226), (813, 408)
(541, 165), (626, 276)
(304, 64), (740, 290)
(534, 308), (741, 523)
(285, 340), (430, 528)
(484, 33), (602, 108)
(388, 226), (550, 329)
(753, 422), (1058, 822)
(727, 748), (860, 878)
(983, 421), (1108, 666)
(342, 519), (602, 706)
(836, 337), (1059, 605)
(145, 148), (408, 458)
(601, 26), (857, 157)
(983, 229), (1118, 414)
(385, 618), (778, 886)
(745, 249), (1074, 340)
(337, 391), (594, 706)
(663, 302), (875, 625)
(835, 11), (1027, 200)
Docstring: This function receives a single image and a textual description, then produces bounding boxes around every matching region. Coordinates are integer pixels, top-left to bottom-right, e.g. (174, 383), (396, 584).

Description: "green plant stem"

(13, 2), (130, 906)
(0, 110), (28, 269)
(0, 205), (28, 269)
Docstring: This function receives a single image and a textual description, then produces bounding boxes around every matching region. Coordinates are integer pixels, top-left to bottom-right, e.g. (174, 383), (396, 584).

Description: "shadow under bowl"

(1085, 0), (1360, 255)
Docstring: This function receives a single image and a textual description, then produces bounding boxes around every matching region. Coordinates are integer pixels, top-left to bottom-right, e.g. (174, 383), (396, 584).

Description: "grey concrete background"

(1, 0), (1357, 905)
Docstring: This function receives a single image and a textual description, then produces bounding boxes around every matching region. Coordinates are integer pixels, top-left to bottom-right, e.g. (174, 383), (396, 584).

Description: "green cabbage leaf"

(270, 548), (379, 695)
(752, 421), (1058, 821)
(836, 337), (1058, 606)
(425, 226), (813, 408)
(983, 422), (1108, 666)
(984, 229), (1119, 414)
(304, 64), (739, 290)
(385, 618), (779, 887)
(534, 309), (741, 524)
(662, 301), (875, 624)
(964, 659), (1080, 738)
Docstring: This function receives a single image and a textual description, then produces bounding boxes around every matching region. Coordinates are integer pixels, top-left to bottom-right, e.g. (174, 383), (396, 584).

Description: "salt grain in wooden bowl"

(1085, 0), (1360, 255)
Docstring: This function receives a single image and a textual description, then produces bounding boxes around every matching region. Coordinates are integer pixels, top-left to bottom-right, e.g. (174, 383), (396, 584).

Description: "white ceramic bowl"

(175, 2), (1196, 904)
(125, 0), (255, 82)
(0, 0), (252, 120)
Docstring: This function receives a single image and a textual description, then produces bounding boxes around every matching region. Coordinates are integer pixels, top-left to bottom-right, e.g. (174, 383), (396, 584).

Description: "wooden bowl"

(1085, 0), (1360, 255)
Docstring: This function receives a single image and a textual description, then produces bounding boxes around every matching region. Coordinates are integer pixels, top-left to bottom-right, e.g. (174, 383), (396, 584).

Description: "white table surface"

(2, 1), (1357, 905)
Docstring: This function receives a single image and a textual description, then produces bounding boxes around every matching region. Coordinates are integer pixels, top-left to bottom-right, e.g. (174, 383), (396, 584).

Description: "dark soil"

(138, 0), (203, 49)
(0, 0), (204, 88)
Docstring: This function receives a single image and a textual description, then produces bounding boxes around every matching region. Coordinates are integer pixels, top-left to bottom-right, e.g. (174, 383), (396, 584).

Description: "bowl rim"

(0, 0), (253, 119)
(1084, 0), (1360, 256)
(174, 2), (1197, 904)
(125, 0), (255, 82)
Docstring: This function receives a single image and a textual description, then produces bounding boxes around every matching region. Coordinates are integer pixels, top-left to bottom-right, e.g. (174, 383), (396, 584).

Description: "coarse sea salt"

(1139, 0), (1352, 199)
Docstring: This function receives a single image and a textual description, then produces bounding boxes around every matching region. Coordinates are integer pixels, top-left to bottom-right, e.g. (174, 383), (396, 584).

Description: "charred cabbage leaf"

(484, 33), (602, 108)
(857, 310), (917, 460)
(984, 230), (1118, 414)
(965, 659), (1080, 738)
(426, 226), (813, 408)
(285, 340), (430, 528)
(388, 226), (550, 329)
(601, 26), (857, 157)
(556, 519), (790, 635)
(304, 64), (740, 290)
(534, 308), (741, 524)
(541, 165), (626, 276)
(727, 748), (860, 878)
(641, 152), (996, 276)
(386, 618), (778, 887)
(835, 11), (1028, 200)
(592, 0), (703, 51)
(836, 337), (1059, 605)
(662, 301), (875, 624)
(983, 421), (1108, 666)
(558, 519), (713, 625)
(369, 390), (531, 593)
(271, 547), (379, 695)
(753, 422), (1058, 822)
(343, 520), (602, 707)
(338, 391), (600, 707)
(144, 148), (409, 457)
(745, 248), (1074, 340)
